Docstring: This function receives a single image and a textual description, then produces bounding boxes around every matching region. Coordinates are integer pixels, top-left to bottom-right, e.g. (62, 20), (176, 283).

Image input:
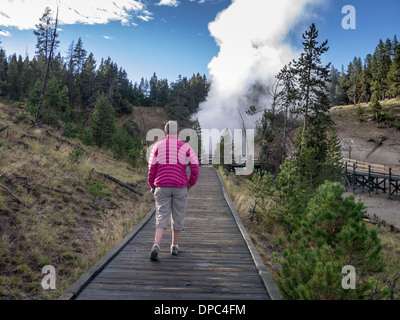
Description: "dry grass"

(0, 101), (154, 300)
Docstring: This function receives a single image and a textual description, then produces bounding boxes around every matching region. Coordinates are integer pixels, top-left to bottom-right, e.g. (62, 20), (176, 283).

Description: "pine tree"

(291, 23), (331, 132)
(6, 54), (22, 100)
(387, 47), (400, 98)
(89, 94), (116, 147)
(328, 65), (340, 106)
(192, 119), (203, 160)
(337, 65), (350, 105)
(289, 24), (333, 179)
(186, 73), (209, 114)
(369, 91), (383, 121)
(33, 7), (59, 61)
(157, 79), (170, 107)
(81, 52), (97, 107)
(276, 181), (383, 300)
(149, 72), (159, 106)
(276, 63), (296, 163)
(347, 57), (362, 105)
(73, 37), (87, 75)
(324, 128), (344, 182)
(392, 35), (399, 57)
(360, 54), (373, 102)
(0, 48), (7, 82)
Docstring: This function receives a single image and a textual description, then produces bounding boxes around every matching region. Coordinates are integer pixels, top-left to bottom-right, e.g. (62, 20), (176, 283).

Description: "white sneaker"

(150, 244), (160, 261)
(171, 244), (179, 256)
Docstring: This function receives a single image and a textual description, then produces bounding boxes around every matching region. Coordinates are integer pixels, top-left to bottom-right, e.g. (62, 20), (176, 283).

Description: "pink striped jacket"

(148, 135), (199, 189)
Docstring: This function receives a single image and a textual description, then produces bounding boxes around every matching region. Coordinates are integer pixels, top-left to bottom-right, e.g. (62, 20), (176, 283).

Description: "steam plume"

(194, 0), (322, 132)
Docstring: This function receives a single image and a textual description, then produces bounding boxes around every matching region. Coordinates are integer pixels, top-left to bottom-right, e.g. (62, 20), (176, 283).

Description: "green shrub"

(68, 147), (85, 164)
(88, 182), (106, 204)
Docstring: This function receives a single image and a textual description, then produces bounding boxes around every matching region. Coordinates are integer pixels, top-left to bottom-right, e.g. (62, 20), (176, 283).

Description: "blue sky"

(313, 0), (400, 70)
(0, 0), (399, 85)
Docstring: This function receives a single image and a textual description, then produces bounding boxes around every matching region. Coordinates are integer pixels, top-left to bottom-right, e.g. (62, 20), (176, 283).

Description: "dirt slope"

(332, 99), (400, 167)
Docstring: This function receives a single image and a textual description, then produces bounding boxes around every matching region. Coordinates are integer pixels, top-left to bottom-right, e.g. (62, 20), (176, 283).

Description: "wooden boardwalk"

(59, 166), (281, 300)
(343, 158), (400, 198)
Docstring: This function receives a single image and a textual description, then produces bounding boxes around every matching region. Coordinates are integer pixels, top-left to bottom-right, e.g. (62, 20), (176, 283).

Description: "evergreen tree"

(186, 73), (209, 114)
(33, 7), (59, 62)
(371, 39), (391, 100)
(89, 94), (116, 147)
(328, 65), (340, 106)
(289, 23), (333, 173)
(360, 54), (373, 102)
(276, 63), (296, 164)
(337, 65), (350, 105)
(277, 182), (383, 300)
(347, 57), (362, 105)
(73, 37), (87, 75)
(166, 75), (190, 120)
(157, 78), (170, 107)
(387, 47), (400, 97)
(291, 23), (331, 132)
(0, 48), (8, 96)
(324, 128), (344, 182)
(65, 40), (76, 107)
(369, 91), (383, 121)
(6, 54), (22, 100)
(81, 52), (97, 108)
(393, 35), (399, 53)
(0, 48), (7, 81)
(192, 119), (203, 160)
(149, 72), (159, 106)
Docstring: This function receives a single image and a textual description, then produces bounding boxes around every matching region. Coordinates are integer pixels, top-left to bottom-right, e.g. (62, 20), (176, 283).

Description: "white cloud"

(194, 0), (323, 132)
(158, 0), (179, 7)
(137, 15), (153, 22)
(0, 0), (150, 30)
(0, 30), (11, 37)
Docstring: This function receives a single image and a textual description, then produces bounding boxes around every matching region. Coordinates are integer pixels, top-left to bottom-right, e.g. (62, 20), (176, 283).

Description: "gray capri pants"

(154, 186), (188, 231)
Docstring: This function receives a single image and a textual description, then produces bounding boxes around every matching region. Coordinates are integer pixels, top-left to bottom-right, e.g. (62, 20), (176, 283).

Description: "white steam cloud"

(194, 0), (322, 132)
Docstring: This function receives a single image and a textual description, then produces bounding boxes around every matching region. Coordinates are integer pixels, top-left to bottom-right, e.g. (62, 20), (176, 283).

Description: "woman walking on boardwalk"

(147, 121), (199, 260)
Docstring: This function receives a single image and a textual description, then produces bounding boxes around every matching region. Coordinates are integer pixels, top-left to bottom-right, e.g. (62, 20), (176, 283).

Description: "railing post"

(368, 165), (371, 196)
(389, 167), (392, 200)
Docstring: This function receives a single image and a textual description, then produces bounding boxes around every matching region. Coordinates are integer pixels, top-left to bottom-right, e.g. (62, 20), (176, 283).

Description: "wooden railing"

(342, 158), (400, 198)
(200, 155), (260, 165)
(342, 158), (400, 177)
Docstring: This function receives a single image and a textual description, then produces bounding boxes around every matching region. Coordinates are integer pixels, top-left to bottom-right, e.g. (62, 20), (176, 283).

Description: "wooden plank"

(76, 287), (269, 300)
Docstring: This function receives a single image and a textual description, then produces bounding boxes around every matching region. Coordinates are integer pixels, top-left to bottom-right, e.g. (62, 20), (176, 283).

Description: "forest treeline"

(0, 8), (209, 128)
(329, 35), (400, 106)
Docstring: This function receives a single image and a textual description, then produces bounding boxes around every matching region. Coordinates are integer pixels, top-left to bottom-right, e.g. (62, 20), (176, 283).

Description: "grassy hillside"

(0, 101), (158, 300)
